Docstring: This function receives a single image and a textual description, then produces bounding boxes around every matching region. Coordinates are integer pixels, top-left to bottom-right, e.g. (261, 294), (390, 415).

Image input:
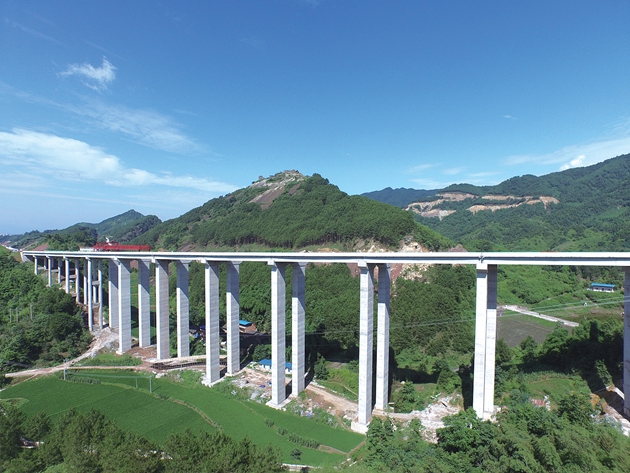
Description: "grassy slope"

(0, 374), (363, 465)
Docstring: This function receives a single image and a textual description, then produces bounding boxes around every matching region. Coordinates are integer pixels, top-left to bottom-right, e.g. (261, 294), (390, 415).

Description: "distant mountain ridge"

(5, 210), (161, 250)
(363, 153), (630, 251)
(361, 187), (438, 208)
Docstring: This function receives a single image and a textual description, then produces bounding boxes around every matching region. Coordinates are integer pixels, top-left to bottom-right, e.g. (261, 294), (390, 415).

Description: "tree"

(495, 338), (513, 364)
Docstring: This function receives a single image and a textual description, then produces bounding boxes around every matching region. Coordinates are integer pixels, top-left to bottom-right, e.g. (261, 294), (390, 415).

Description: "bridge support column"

(47, 257), (53, 287)
(473, 263), (498, 420)
(176, 261), (190, 358)
(291, 263), (306, 398)
(97, 260), (103, 329)
(108, 259), (118, 328)
(87, 258), (93, 331)
(204, 261), (221, 384)
(138, 260), (151, 348)
(375, 263), (391, 411)
(64, 258), (70, 293)
(83, 259), (89, 305)
(354, 262), (375, 433)
(269, 262), (288, 408)
(117, 259), (132, 353)
(74, 259), (81, 304)
(34, 256), (39, 275)
(156, 260), (170, 360)
(56, 258), (62, 285)
(624, 268), (630, 417)
(226, 262), (241, 375)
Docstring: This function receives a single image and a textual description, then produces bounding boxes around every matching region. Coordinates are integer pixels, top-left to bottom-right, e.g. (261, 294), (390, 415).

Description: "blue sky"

(1, 1), (629, 234)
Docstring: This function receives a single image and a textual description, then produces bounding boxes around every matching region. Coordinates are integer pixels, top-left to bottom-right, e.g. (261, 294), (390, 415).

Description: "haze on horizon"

(1, 1), (629, 234)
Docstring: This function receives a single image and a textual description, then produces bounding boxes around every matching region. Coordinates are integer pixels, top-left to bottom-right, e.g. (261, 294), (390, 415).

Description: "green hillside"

(133, 171), (451, 252)
(365, 153), (630, 252)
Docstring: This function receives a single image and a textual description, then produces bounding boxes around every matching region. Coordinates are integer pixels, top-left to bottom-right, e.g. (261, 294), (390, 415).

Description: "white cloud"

(59, 57), (116, 91)
(407, 163), (437, 174)
(0, 129), (237, 193)
(4, 18), (61, 44)
(443, 167), (466, 175)
(75, 101), (201, 153)
(0, 83), (201, 154)
(560, 154), (586, 171)
(240, 36), (264, 49)
(410, 177), (450, 189)
(504, 125), (630, 171)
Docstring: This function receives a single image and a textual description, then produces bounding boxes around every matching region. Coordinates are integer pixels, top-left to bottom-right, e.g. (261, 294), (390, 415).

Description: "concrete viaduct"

(21, 250), (630, 433)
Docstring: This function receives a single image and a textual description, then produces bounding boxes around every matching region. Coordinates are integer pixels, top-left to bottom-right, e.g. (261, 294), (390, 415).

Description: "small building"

(239, 319), (257, 334)
(189, 324), (203, 339)
(590, 282), (615, 293)
(257, 358), (293, 374)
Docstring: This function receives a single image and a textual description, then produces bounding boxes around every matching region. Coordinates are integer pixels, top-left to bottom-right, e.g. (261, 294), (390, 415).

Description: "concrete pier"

(74, 259), (81, 304)
(138, 260), (151, 348)
(375, 263), (391, 411)
(291, 263), (306, 397)
(86, 258), (93, 331)
(117, 259), (132, 354)
(355, 262), (375, 432)
(269, 262), (288, 408)
(64, 258), (70, 293)
(108, 260), (118, 328)
(176, 261), (190, 358)
(83, 259), (89, 305)
(205, 261), (221, 384)
(483, 265), (498, 416)
(226, 262), (241, 375)
(47, 257), (53, 287)
(624, 268), (630, 417)
(156, 260), (170, 360)
(472, 263), (498, 419)
(97, 260), (103, 329)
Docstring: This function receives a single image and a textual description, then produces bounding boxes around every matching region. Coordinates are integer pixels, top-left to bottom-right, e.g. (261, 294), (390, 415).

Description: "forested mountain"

(4, 210), (161, 251)
(364, 153), (630, 252)
(0, 247), (91, 385)
(361, 187), (438, 208)
(132, 171), (450, 251)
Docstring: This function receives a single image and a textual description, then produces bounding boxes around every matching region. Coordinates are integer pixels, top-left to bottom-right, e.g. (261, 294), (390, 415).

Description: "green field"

(498, 313), (560, 346)
(0, 372), (363, 465)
